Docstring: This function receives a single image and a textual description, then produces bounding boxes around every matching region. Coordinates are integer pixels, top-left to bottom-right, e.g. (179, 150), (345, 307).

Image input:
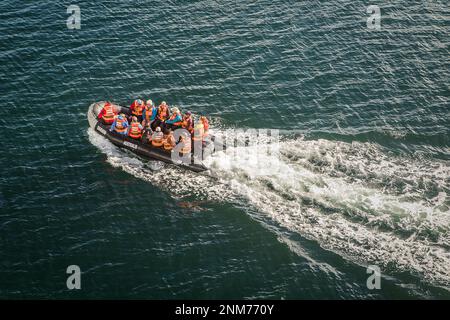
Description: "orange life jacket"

(132, 101), (144, 116)
(192, 123), (204, 141)
(152, 132), (164, 147)
(102, 103), (115, 124)
(201, 117), (209, 136)
(144, 106), (155, 123)
(128, 122), (142, 139)
(182, 116), (193, 132)
(157, 105), (169, 121)
(163, 134), (176, 150)
(114, 117), (127, 133)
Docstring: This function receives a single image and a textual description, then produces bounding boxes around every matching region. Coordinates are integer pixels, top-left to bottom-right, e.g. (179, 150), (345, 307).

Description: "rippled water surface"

(1, 1), (449, 298)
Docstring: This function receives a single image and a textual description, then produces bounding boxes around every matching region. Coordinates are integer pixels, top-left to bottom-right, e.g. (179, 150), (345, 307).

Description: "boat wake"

(88, 127), (450, 290)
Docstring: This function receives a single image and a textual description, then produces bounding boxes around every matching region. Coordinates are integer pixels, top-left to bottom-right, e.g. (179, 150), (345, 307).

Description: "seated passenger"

(165, 107), (183, 130)
(178, 134), (192, 155)
(152, 101), (169, 130)
(110, 113), (129, 135)
(151, 127), (164, 147)
(128, 116), (143, 139)
(182, 111), (194, 133)
(97, 101), (117, 124)
(142, 99), (157, 126)
(142, 122), (153, 143)
(163, 129), (176, 151)
(130, 99), (145, 122)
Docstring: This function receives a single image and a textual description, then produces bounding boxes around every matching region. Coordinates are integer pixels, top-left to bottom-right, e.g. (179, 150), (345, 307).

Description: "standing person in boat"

(110, 113), (129, 135)
(163, 129), (176, 151)
(191, 117), (209, 160)
(181, 111), (194, 134)
(151, 127), (164, 147)
(142, 99), (157, 127)
(128, 116), (143, 139)
(200, 116), (209, 139)
(165, 107), (183, 130)
(129, 99), (145, 123)
(152, 101), (170, 130)
(192, 120), (205, 144)
(97, 101), (117, 124)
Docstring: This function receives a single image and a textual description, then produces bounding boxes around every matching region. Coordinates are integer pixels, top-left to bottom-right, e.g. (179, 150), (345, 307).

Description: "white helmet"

(155, 127), (161, 132)
(146, 99), (153, 106)
(172, 107), (180, 114)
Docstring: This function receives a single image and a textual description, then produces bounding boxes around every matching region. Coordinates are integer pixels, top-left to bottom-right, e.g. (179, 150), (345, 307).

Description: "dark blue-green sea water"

(1, 1), (449, 299)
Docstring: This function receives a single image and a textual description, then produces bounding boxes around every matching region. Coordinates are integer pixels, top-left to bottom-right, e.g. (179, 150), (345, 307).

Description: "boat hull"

(87, 102), (211, 172)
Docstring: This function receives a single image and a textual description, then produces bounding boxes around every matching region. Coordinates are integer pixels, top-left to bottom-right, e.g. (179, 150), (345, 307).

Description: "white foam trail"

(88, 128), (450, 289)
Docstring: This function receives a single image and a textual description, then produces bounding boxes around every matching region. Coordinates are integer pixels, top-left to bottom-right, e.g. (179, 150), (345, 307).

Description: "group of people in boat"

(97, 99), (209, 154)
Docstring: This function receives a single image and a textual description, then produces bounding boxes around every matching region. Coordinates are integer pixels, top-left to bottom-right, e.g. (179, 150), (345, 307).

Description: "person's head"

(136, 99), (143, 105)
(200, 116), (206, 121)
(172, 107), (180, 114)
(119, 113), (126, 119)
(155, 127), (161, 132)
(146, 99), (153, 107)
(185, 111), (192, 117)
(132, 116), (138, 122)
(161, 101), (167, 107)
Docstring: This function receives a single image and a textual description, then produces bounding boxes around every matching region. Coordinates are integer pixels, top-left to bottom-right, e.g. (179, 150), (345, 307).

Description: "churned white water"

(88, 128), (450, 289)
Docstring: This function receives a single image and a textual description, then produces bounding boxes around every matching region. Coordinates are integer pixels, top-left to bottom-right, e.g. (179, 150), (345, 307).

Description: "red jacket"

(130, 100), (144, 116)
(97, 102), (116, 123)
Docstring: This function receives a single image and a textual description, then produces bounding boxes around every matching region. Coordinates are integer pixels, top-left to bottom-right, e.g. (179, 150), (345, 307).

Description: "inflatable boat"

(87, 101), (216, 172)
